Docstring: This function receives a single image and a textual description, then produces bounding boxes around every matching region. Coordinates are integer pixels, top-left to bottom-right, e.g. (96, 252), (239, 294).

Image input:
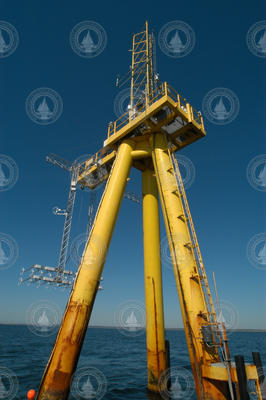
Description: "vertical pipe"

(165, 340), (170, 370)
(165, 340), (171, 390)
(235, 355), (250, 400)
(142, 168), (167, 392)
(151, 132), (203, 399)
(36, 140), (135, 400)
(252, 352), (266, 399)
(252, 352), (265, 385)
(213, 272), (235, 400)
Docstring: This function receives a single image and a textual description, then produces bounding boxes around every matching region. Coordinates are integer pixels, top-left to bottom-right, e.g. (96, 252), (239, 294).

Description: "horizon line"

(0, 323), (266, 332)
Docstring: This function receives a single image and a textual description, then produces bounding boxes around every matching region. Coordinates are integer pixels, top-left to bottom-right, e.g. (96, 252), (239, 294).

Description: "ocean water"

(0, 325), (265, 399)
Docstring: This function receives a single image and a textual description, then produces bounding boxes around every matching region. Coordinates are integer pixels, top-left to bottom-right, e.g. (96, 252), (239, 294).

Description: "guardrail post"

(177, 94), (180, 108)
(164, 82), (168, 96)
(200, 113), (205, 131)
(186, 102), (192, 122)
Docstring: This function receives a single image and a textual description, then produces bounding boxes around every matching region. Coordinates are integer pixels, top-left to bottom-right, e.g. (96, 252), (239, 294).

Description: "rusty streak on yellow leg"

(142, 168), (167, 392)
(36, 140), (135, 400)
(151, 132), (229, 399)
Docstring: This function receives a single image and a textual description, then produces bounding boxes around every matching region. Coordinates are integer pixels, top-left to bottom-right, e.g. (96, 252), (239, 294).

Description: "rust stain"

(37, 286), (98, 399)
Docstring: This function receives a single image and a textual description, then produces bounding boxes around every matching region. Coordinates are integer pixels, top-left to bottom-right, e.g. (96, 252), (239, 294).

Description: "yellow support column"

(151, 132), (229, 400)
(37, 140), (135, 400)
(142, 168), (167, 392)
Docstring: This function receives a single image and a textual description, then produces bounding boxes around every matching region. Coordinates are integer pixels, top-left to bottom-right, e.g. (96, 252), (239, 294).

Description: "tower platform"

(78, 82), (205, 189)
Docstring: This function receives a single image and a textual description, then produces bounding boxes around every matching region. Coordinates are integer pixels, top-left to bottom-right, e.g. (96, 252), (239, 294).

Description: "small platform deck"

(78, 82), (206, 190)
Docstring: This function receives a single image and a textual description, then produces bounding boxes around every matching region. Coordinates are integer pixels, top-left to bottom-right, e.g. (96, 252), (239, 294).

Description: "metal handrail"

(107, 82), (203, 138)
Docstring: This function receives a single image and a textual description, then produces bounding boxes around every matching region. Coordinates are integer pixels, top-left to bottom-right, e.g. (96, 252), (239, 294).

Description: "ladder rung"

(171, 189), (179, 196)
(184, 242), (192, 250)
(177, 214), (186, 222)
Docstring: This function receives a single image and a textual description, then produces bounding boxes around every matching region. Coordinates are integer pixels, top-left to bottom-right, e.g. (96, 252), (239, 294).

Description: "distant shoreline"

(0, 324), (266, 332)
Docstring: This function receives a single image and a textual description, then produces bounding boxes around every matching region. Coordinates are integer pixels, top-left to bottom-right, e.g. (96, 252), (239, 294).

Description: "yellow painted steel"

(36, 140), (135, 400)
(34, 21), (264, 400)
(132, 149), (151, 159)
(37, 131), (263, 399)
(151, 132), (228, 400)
(142, 168), (166, 392)
(202, 363), (259, 382)
(104, 83), (205, 148)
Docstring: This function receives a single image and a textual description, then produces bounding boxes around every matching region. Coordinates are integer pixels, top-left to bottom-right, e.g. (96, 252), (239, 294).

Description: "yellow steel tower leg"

(37, 140), (135, 400)
(151, 133), (229, 400)
(142, 168), (167, 393)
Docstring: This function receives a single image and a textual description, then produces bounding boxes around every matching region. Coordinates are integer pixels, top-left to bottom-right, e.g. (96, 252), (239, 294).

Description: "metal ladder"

(171, 153), (217, 324)
(171, 152), (236, 399)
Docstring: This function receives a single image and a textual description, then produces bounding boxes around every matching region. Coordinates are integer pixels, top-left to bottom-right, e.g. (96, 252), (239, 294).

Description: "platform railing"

(79, 147), (113, 177)
(191, 106), (202, 126)
(107, 82), (203, 139)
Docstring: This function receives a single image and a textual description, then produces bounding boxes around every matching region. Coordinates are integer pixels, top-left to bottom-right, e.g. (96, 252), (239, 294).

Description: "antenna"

(114, 21), (159, 121)
(152, 31), (159, 89)
(129, 20), (154, 117)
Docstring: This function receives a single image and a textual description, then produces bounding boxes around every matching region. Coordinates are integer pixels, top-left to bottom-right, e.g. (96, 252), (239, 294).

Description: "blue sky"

(0, 0), (265, 329)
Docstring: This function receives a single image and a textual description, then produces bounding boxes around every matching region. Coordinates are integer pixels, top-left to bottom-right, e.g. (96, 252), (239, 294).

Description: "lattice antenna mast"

(19, 154), (79, 289)
(129, 21), (154, 119)
(46, 154), (79, 275)
(19, 154), (105, 290)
